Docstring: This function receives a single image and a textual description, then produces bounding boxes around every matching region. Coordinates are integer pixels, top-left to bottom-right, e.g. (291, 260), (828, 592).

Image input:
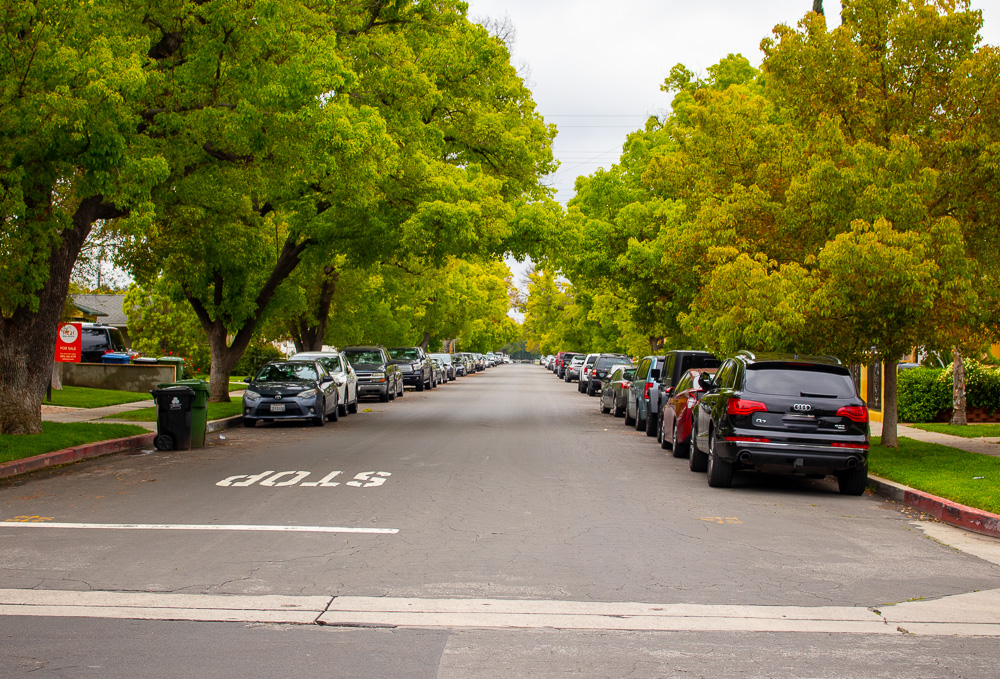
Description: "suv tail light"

(832, 442), (869, 450)
(643, 382), (652, 399)
(836, 405), (869, 423)
(727, 399), (767, 416)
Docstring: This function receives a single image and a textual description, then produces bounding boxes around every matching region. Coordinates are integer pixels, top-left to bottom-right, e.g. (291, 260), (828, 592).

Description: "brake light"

(725, 436), (771, 443)
(622, 381), (632, 390)
(832, 442), (869, 450)
(836, 405), (869, 423)
(727, 399), (767, 416)
(643, 382), (652, 399)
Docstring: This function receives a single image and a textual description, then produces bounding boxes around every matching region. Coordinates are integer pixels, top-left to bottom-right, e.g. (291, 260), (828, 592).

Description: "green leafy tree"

(0, 1), (167, 434)
(123, 280), (210, 373)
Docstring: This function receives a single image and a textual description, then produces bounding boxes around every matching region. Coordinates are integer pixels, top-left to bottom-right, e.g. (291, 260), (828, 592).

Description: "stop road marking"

(216, 470), (391, 488)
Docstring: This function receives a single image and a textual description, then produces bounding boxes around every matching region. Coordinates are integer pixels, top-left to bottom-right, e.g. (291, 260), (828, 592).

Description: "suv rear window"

(746, 365), (856, 398)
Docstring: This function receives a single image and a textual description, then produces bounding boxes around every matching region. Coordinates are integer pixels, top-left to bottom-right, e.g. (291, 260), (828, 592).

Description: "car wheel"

(634, 402), (646, 431)
(587, 382), (596, 397)
(242, 418), (255, 428)
(660, 414), (670, 450)
(416, 379), (424, 391)
(348, 397), (358, 414)
(672, 420), (689, 458)
(624, 401), (635, 426)
(837, 464), (869, 496)
(379, 388), (390, 403)
(314, 398), (326, 426)
(706, 430), (734, 488)
(645, 406), (657, 437)
(600, 396), (610, 414)
(326, 399), (339, 422)
(689, 423), (708, 472)
(397, 380), (404, 398)
(337, 397), (348, 416)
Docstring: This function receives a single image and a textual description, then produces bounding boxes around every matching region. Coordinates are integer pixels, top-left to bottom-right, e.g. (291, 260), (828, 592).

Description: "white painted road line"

(0, 522), (398, 534)
(1, 589), (999, 636)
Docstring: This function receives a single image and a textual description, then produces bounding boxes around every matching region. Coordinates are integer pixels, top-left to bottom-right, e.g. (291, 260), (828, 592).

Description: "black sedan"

(242, 360), (339, 427)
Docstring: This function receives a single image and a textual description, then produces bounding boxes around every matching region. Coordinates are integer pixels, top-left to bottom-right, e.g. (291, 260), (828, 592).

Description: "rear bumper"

(721, 439), (868, 474)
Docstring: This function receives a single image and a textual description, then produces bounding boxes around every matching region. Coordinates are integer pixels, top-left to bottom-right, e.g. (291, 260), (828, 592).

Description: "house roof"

(71, 294), (127, 326)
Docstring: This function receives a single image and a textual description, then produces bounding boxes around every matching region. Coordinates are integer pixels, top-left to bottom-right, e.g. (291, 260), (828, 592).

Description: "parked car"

(388, 346), (434, 391)
(554, 351), (579, 379)
(584, 353), (632, 396)
(242, 360), (339, 427)
(428, 353), (457, 380)
(625, 355), (666, 436)
(80, 323), (129, 363)
(691, 351), (870, 495)
(565, 355), (585, 382)
(655, 350), (721, 445)
(342, 345), (404, 402)
(599, 365), (636, 417)
(289, 350), (359, 415)
(429, 357), (448, 384)
(577, 353), (600, 393)
(660, 367), (718, 457)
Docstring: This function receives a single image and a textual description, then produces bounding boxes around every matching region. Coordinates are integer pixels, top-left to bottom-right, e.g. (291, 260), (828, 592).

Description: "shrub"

(936, 359), (1000, 414)
(234, 342), (284, 377)
(897, 367), (951, 422)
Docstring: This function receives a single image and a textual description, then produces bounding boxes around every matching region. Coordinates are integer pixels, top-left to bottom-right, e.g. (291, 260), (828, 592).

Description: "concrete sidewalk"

(41, 390), (245, 432)
(870, 421), (1000, 458)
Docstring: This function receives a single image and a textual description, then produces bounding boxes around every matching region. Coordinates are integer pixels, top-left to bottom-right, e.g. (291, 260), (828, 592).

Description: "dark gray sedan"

(242, 360), (339, 427)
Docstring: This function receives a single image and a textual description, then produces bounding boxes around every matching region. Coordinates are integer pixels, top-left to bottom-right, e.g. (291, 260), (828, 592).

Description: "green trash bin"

(156, 356), (186, 380)
(157, 379), (210, 448)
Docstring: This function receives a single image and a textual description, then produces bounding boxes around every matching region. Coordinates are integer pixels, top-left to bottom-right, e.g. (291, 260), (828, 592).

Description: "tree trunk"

(881, 359), (899, 448)
(950, 347), (967, 426)
(204, 321), (254, 403)
(289, 266), (339, 352)
(0, 196), (120, 435)
(812, 0), (824, 15)
(419, 332), (431, 350)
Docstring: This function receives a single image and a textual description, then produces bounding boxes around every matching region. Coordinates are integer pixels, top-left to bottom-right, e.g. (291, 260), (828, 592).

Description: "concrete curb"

(868, 474), (1000, 539)
(0, 417), (244, 481)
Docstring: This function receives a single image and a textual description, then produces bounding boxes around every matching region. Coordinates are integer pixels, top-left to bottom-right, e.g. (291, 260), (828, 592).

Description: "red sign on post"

(55, 323), (82, 363)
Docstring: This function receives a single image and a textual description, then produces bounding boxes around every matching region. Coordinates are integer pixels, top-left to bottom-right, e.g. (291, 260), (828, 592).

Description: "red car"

(660, 368), (718, 458)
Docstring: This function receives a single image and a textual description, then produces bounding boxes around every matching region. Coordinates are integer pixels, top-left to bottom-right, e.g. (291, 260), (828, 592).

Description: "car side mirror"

(697, 372), (714, 390)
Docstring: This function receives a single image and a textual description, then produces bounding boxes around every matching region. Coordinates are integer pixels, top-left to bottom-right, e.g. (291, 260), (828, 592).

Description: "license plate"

(270, 403), (285, 412)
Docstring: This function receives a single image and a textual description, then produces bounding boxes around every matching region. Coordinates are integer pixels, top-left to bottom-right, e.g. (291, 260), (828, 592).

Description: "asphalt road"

(2, 364), (1000, 677)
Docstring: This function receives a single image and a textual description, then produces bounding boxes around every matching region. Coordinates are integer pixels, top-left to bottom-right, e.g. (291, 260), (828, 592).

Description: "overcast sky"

(466, 0), (1000, 206)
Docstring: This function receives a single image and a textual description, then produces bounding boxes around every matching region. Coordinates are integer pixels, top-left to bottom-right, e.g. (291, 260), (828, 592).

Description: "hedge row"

(897, 360), (1000, 422)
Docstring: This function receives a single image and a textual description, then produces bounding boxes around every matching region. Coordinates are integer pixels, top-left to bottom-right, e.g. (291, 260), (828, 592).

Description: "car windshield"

(745, 366), (856, 398)
(389, 348), (420, 360)
(344, 351), (383, 365)
(596, 356), (627, 370)
(255, 363), (318, 382)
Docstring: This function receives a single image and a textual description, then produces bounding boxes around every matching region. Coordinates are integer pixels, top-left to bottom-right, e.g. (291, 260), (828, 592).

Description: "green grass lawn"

(869, 437), (1000, 515)
(1, 422), (150, 464)
(44, 386), (152, 409)
(906, 422), (1000, 438)
(105, 400), (244, 423)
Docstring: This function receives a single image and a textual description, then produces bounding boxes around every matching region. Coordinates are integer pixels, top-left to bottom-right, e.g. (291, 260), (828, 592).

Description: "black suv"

(655, 350), (721, 445)
(387, 346), (434, 391)
(342, 346), (404, 402)
(691, 351), (870, 495)
(80, 323), (128, 363)
(583, 353), (631, 396)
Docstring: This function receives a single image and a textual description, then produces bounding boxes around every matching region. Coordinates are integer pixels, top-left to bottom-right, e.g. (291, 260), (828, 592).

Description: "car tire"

(706, 430), (734, 488)
(416, 379), (424, 392)
(338, 399), (348, 416)
(397, 380), (404, 398)
(327, 399), (339, 422)
(600, 397), (610, 414)
(314, 398), (326, 426)
(837, 465), (868, 496)
(660, 414), (670, 450)
(657, 411), (664, 444)
(645, 407), (657, 437)
(388, 384), (396, 400)
(624, 402), (635, 426)
(613, 398), (625, 418)
(689, 424), (708, 472)
(635, 402), (646, 431)
(379, 388), (390, 403)
(587, 382), (596, 397)
(242, 418), (255, 428)
(348, 397), (358, 414)
(672, 420), (689, 458)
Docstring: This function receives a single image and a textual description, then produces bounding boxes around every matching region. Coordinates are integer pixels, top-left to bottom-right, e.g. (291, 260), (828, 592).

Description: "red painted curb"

(902, 489), (1000, 540)
(0, 433), (155, 480)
